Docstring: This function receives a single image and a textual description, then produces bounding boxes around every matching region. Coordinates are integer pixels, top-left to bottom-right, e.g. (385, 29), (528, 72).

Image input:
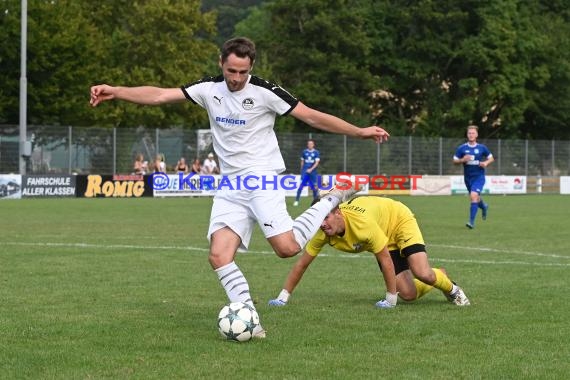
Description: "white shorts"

(207, 172), (294, 250)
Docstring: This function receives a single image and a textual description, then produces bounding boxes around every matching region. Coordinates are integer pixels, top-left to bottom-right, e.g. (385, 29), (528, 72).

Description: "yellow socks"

(413, 278), (433, 299)
(413, 268), (453, 299)
(432, 267), (453, 293)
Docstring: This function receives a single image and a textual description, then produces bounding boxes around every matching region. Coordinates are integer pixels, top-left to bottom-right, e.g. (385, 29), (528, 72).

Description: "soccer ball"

(217, 302), (260, 342)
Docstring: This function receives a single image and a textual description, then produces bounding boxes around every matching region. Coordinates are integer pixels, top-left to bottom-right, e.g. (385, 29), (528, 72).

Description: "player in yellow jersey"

(268, 196), (470, 308)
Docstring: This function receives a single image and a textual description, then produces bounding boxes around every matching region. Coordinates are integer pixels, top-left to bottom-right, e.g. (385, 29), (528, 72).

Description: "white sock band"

(215, 261), (253, 307)
(292, 199), (337, 248)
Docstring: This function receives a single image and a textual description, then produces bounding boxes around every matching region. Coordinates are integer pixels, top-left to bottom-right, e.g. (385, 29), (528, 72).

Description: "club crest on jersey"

(242, 98), (254, 110)
(352, 243), (363, 251)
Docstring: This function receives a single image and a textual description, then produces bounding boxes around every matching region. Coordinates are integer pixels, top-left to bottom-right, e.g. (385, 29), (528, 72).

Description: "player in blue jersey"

(90, 37), (389, 338)
(293, 139), (320, 206)
(453, 125), (494, 229)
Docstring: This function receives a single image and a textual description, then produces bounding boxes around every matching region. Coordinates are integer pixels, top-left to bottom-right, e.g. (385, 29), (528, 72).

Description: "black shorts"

(380, 244), (426, 275)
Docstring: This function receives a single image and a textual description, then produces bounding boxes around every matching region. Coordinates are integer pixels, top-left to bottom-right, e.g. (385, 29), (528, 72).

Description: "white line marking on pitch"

(429, 243), (569, 259)
(2, 241), (569, 267)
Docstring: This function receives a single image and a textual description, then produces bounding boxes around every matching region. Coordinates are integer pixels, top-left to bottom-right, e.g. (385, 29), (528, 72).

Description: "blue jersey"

(454, 143), (492, 177)
(301, 149), (320, 173)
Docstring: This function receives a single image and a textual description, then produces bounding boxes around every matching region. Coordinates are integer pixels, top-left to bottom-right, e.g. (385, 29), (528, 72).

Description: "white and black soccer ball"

(217, 302), (260, 342)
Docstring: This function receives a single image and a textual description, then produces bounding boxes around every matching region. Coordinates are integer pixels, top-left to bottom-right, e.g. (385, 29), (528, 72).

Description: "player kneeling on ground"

(269, 196), (470, 308)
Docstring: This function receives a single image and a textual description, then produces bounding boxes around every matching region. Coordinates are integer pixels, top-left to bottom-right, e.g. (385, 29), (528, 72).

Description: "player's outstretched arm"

(269, 251), (316, 306)
(90, 84), (186, 107)
(374, 246), (398, 308)
(290, 102), (389, 144)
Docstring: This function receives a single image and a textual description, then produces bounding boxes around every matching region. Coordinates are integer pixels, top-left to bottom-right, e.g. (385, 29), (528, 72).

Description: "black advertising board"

(75, 174), (153, 198)
(21, 175), (76, 197)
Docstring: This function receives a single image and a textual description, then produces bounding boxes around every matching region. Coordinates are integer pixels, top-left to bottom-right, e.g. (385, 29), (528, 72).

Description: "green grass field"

(1, 195), (569, 379)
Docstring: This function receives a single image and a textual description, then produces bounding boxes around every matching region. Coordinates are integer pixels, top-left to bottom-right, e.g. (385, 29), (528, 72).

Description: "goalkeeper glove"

(268, 299), (287, 306)
(375, 292), (398, 309)
(268, 289), (290, 306)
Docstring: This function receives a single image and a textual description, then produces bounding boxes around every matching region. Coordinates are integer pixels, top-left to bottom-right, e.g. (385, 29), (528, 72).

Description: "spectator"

(201, 152), (220, 174)
(133, 153), (148, 175)
(190, 158), (202, 174)
(153, 154), (166, 173)
(174, 157), (189, 174)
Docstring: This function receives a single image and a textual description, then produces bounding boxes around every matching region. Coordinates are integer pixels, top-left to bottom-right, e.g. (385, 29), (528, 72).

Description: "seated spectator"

(174, 157), (189, 174)
(201, 152), (220, 174)
(133, 153), (148, 175)
(190, 158), (202, 174)
(153, 154), (166, 173)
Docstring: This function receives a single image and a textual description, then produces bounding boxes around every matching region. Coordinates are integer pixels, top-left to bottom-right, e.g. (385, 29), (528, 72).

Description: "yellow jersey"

(306, 196), (423, 256)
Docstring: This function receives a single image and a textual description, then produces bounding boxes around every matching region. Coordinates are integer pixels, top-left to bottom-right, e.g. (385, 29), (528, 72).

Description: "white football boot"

(252, 324), (266, 339)
(319, 183), (363, 204)
(449, 285), (471, 306)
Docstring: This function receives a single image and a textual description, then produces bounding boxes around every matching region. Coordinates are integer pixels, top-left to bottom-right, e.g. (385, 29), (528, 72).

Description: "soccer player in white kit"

(90, 37), (389, 338)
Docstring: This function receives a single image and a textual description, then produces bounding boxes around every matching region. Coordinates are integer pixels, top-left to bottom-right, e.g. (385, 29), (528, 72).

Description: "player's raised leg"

(265, 183), (363, 257)
(291, 183), (362, 249)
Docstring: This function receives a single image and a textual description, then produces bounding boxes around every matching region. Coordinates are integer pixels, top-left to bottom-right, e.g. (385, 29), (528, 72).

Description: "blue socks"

(469, 202), (478, 225)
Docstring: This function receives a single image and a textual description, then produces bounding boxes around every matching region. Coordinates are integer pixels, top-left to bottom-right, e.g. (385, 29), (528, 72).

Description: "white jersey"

(201, 158), (218, 174)
(181, 75), (298, 175)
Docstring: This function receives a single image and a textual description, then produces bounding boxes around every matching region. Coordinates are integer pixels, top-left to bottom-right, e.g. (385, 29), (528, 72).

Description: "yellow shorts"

(387, 208), (425, 253)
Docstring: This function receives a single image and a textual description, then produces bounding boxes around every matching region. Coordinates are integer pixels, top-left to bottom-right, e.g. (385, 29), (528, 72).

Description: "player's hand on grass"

(375, 299), (395, 309)
(268, 299), (287, 307)
(375, 292), (398, 309)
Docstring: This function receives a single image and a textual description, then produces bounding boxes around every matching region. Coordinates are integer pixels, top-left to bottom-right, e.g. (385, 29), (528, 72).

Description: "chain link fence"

(1, 125), (569, 178)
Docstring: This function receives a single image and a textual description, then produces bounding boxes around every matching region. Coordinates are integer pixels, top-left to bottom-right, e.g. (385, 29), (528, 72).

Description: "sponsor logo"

(336, 173), (422, 190)
(215, 116), (246, 125)
(148, 172), (422, 192)
(85, 175), (145, 198)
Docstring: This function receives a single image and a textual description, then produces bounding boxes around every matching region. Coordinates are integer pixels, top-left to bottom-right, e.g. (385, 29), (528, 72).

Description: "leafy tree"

(0, 0), (103, 125)
(201, 0), (264, 45)
(367, 0), (570, 139)
(0, 0), (218, 129)
(236, 0), (379, 131)
(1, 0), (568, 140)
(519, 0), (570, 139)
(82, 0), (218, 128)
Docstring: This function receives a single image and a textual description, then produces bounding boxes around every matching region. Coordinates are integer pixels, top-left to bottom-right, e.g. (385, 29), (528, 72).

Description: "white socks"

(215, 261), (253, 307)
(292, 197), (339, 248)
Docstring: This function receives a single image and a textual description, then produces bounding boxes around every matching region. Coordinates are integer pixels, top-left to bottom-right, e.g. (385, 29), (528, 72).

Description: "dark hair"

(221, 37), (256, 64)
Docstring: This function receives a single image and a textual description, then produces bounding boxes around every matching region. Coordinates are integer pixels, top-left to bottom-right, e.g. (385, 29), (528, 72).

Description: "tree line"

(1, 0), (568, 139)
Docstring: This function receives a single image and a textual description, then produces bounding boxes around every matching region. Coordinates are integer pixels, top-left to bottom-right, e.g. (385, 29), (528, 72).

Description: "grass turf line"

(1, 196), (569, 379)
